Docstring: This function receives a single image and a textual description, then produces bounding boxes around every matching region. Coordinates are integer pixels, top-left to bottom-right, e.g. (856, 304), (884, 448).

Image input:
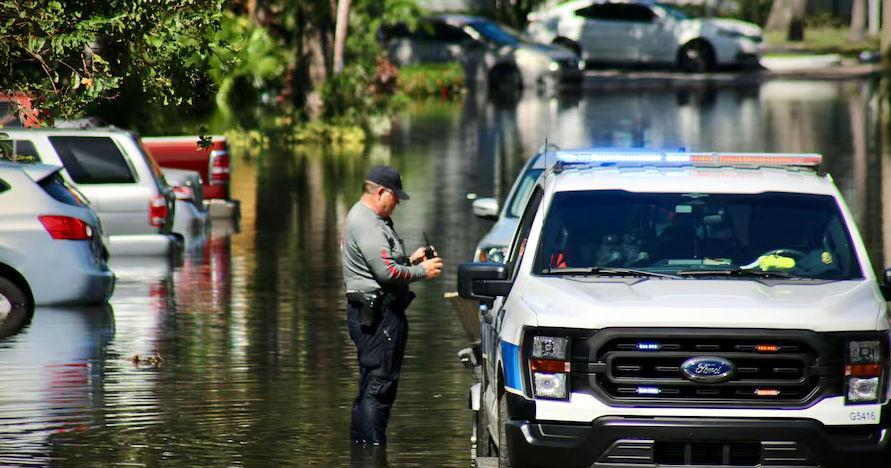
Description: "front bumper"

(506, 410), (890, 467)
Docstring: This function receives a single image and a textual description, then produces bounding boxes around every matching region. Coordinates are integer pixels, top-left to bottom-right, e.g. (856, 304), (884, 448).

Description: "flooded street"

(1, 75), (889, 466)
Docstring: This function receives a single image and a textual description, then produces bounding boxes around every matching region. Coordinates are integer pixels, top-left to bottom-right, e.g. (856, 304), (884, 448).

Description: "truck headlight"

(845, 340), (884, 405)
(531, 335), (570, 399)
(533, 336), (568, 359)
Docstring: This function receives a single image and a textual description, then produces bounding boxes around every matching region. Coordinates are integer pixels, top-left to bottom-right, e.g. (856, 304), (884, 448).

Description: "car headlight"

(530, 335), (570, 400)
(717, 27), (745, 38)
(548, 61), (560, 72)
(845, 340), (885, 404)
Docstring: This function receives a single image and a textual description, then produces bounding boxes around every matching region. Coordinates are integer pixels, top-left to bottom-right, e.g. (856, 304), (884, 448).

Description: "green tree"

(0, 0), (229, 125)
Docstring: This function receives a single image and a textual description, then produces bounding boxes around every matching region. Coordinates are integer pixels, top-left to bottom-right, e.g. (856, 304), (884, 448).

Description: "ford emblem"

(681, 356), (735, 383)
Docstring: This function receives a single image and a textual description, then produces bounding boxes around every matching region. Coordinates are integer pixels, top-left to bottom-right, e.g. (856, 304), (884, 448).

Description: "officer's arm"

(357, 228), (426, 286)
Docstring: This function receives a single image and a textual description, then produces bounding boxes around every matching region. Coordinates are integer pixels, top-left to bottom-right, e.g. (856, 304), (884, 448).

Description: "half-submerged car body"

(0, 162), (114, 306)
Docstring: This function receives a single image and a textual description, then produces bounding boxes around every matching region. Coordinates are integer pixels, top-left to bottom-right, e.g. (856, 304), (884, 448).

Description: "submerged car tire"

(678, 40), (715, 73)
(498, 391), (512, 467)
(0, 276), (32, 338)
(488, 65), (522, 95)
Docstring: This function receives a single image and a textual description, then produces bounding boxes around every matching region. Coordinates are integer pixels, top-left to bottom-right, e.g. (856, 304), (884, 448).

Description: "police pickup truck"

(458, 149), (891, 467)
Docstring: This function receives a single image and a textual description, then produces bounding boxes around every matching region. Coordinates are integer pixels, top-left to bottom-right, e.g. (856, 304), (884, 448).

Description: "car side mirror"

(472, 198), (499, 221)
(458, 262), (511, 303)
(882, 268), (891, 301)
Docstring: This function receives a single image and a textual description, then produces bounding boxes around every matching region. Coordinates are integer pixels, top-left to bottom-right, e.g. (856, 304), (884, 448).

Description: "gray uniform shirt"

(342, 201), (426, 294)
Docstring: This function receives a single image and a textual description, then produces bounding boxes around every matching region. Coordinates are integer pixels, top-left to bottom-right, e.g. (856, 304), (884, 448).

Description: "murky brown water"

(0, 75), (888, 466)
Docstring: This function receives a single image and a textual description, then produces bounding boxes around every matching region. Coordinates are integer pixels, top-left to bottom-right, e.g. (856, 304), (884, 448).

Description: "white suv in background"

(526, 0), (763, 72)
(1, 128), (182, 257)
(459, 149), (890, 467)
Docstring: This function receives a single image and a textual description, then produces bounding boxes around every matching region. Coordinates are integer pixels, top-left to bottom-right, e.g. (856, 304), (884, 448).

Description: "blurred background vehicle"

(0, 162), (114, 307)
(526, 0), (763, 72)
(0, 128), (183, 257)
(472, 150), (547, 262)
(142, 135), (239, 220)
(382, 14), (585, 91)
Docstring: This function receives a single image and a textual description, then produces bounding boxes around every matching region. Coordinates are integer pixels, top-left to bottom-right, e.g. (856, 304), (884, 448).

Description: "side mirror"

(458, 262), (511, 303)
(472, 198), (499, 221)
(882, 268), (891, 301)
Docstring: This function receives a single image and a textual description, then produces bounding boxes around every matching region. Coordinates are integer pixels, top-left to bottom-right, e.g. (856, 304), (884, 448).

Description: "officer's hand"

(410, 247), (427, 264)
(421, 257), (443, 279)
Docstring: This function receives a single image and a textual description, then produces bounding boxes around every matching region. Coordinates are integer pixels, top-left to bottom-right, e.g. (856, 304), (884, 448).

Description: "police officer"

(342, 165), (443, 447)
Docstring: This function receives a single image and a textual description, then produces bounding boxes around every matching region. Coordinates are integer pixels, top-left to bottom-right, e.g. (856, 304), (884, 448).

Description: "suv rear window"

(40, 172), (90, 207)
(49, 136), (136, 184)
(536, 190), (862, 280)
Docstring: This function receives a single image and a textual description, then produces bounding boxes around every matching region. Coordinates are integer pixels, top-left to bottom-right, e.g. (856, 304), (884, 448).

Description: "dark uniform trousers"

(347, 299), (409, 446)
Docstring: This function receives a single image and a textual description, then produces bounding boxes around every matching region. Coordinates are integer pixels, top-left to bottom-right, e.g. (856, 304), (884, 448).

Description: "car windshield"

(468, 21), (523, 45)
(655, 2), (689, 20)
(534, 190), (863, 280)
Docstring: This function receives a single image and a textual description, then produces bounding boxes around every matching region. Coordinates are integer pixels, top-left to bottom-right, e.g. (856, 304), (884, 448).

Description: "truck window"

(49, 136), (136, 184)
(535, 190), (863, 280)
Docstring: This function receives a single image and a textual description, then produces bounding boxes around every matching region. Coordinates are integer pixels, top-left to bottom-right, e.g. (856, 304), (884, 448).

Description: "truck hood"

(519, 277), (887, 332)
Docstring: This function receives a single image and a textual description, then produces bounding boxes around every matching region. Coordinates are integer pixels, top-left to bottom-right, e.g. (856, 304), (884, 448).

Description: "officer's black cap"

(366, 165), (410, 200)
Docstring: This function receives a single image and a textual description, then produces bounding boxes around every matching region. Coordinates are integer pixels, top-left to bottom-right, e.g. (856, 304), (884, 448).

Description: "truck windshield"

(535, 190), (863, 280)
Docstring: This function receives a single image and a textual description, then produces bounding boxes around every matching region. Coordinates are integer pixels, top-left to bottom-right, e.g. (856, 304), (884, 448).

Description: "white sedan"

(0, 162), (114, 308)
(526, 0), (763, 72)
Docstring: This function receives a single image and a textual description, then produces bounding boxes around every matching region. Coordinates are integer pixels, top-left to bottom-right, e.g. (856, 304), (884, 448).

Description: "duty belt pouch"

(347, 291), (384, 328)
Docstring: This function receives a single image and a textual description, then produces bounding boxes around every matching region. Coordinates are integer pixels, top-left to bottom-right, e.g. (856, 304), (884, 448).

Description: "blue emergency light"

(551, 149), (822, 168)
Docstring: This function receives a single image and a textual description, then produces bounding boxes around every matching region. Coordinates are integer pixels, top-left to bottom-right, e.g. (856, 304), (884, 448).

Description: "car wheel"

(678, 40), (715, 73)
(475, 404), (493, 457)
(488, 65), (522, 95)
(498, 391), (512, 467)
(553, 37), (581, 57)
(0, 276), (32, 338)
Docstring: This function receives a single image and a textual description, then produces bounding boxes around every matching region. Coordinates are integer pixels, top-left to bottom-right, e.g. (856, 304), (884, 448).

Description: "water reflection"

(0, 76), (887, 466)
(0, 304), (113, 466)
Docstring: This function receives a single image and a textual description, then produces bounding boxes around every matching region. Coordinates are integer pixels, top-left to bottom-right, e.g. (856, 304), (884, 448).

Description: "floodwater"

(0, 74), (889, 466)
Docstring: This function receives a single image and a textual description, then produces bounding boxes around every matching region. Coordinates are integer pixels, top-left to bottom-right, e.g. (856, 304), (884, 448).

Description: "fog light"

(848, 377), (880, 403)
(577, 60), (586, 70)
(533, 372), (566, 399)
(548, 61), (560, 72)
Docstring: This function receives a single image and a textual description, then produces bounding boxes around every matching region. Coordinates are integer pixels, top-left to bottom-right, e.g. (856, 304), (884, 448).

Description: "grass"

(763, 26), (879, 58)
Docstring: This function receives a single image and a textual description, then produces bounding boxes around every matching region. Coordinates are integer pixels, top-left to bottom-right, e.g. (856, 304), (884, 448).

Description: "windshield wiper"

(676, 268), (801, 279)
(542, 267), (680, 279)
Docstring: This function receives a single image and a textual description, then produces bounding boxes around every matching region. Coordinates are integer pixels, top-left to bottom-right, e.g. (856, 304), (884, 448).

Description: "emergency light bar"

(551, 150), (822, 169)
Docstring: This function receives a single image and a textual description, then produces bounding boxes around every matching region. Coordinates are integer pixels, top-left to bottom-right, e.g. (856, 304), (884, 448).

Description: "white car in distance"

(526, 0), (764, 72)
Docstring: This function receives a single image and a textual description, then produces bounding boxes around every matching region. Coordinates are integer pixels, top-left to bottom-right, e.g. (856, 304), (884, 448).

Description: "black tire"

(498, 391), (512, 467)
(475, 405), (493, 457)
(0, 276), (32, 338)
(678, 40), (715, 73)
(553, 37), (581, 58)
(488, 66), (522, 95)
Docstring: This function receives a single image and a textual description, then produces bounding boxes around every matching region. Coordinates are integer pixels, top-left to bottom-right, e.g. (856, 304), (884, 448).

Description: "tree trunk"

(882, 0), (891, 66)
(333, 0), (351, 73)
(850, 0), (867, 42)
(765, 0), (807, 42)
